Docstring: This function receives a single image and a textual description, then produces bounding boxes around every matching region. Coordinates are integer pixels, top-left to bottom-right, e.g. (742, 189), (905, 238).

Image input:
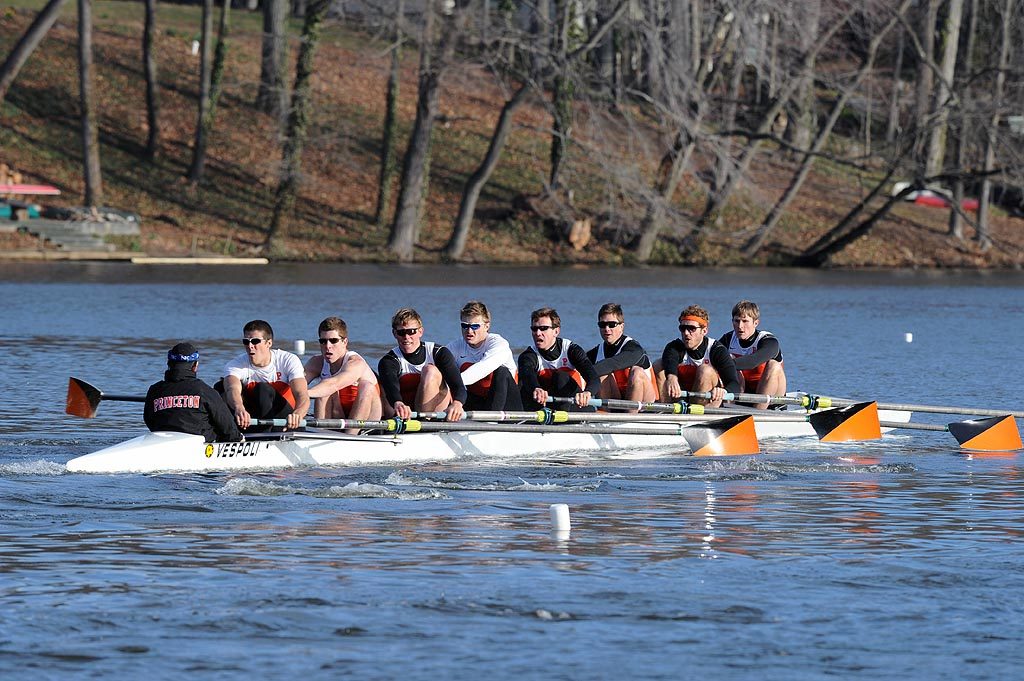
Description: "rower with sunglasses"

(518, 307), (600, 411)
(658, 305), (740, 408)
(446, 301), (523, 411)
(222, 319), (310, 431)
(303, 316), (382, 429)
(377, 307), (466, 421)
(586, 303), (659, 407)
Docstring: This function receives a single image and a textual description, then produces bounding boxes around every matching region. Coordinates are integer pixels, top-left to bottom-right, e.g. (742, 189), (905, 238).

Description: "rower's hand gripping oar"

(66, 377), (145, 418)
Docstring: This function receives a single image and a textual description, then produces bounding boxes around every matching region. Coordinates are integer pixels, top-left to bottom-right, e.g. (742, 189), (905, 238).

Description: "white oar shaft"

(829, 398), (1022, 419)
(459, 410), (809, 424)
(254, 417), (692, 436)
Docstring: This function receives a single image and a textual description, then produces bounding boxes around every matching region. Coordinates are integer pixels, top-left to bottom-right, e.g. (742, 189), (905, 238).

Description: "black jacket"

(144, 365), (242, 442)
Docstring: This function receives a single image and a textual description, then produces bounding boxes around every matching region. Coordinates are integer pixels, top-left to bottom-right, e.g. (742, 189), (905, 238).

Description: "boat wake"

(0, 460), (68, 476)
(385, 470), (603, 492)
(214, 477), (450, 499)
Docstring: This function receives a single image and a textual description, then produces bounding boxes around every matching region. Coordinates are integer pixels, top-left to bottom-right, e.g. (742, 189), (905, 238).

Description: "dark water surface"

(1, 263), (1022, 679)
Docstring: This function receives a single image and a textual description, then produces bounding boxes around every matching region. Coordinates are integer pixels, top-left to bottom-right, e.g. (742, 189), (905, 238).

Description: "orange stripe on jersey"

(245, 380), (296, 408)
(537, 367), (584, 391)
(398, 373), (421, 405)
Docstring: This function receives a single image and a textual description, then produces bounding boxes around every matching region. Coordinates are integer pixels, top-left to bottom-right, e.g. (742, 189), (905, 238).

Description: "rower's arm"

(711, 343), (742, 394)
(732, 336), (781, 370)
(433, 347), (468, 405)
(592, 341), (645, 376)
(377, 354), (404, 406)
(516, 350), (541, 394)
(460, 337), (509, 386)
(308, 354), (368, 398)
(568, 343), (601, 395)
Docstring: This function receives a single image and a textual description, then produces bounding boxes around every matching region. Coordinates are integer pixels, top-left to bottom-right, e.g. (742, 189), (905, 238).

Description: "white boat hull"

(66, 410), (910, 474)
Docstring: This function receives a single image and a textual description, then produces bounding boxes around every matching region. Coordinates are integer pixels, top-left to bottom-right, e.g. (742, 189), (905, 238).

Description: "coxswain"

(586, 303), (659, 409)
(304, 316), (382, 430)
(658, 305), (740, 407)
(718, 300), (786, 409)
(446, 301), (523, 411)
(518, 307), (599, 410)
(378, 307), (466, 421)
(145, 342), (242, 442)
(222, 319), (310, 431)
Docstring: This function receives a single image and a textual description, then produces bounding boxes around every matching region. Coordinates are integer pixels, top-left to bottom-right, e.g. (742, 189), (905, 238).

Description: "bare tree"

(0, 0), (70, 103)
(187, 0), (215, 182)
(923, 0), (965, 178)
(264, 0), (332, 256)
(374, 0), (404, 227)
(143, 0), (160, 159)
(387, 0), (462, 262)
(257, 0), (289, 118)
(78, 0), (102, 207)
(188, 0), (231, 182)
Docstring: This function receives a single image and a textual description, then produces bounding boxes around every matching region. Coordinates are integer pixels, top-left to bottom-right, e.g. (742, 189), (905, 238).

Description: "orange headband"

(680, 315), (707, 328)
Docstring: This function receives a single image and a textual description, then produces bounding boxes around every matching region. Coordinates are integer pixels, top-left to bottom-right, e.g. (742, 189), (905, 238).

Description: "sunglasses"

(679, 324), (704, 333)
(319, 337), (345, 345)
(597, 321), (621, 329)
(394, 327), (421, 337)
(460, 322), (483, 331)
(241, 338), (265, 346)
(530, 325), (555, 332)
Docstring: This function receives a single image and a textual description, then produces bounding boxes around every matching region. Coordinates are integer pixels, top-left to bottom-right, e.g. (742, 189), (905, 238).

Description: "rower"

(145, 342), (241, 442)
(304, 316), (382, 430)
(718, 300), (787, 409)
(446, 300), (523, 411)
(658, 305), (740, 408)
(221, 320), (310, 431)
(378, 307), (466, 421)
(586, 303), (659, 410)
(518, 307), (599, 411)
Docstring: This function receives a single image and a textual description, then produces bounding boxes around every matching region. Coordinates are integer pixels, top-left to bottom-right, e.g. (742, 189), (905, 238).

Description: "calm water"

(1, 263), (1023, 679)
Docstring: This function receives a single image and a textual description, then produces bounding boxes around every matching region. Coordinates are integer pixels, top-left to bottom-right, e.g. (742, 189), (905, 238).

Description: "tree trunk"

(783, 0), (821, 152)
(143, 0), (160, 159)
(187, 0), (214, 182)
(912, 0), (940, 170)
(264, 0), (331, 256)
(885, 27), (904, 144)
(743, 0), (913, 258)
(374, 0), (403, 227)
(444, 83), (532, 261)
(0, 0), (70, 103)
(948, 0), (978, 239)
(78, 0), (102, 207)
(634, 122), (701, 263)
(977, 0), (1012, 249)
(387, 1), (443, 262)
(548, 0), (572, 190)
(923, 0), (964, 178)
(256, 0), (288, 118)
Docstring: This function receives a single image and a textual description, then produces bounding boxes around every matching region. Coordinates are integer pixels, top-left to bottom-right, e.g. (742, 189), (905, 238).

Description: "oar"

(66, 377), (145, 418)
(709, 389), (1024, 419)
(253, 414), (761, 457)
(548, 396), (885, 443)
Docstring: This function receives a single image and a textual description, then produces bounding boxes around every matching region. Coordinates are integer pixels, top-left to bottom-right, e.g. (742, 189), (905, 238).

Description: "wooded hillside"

(2, 0), (1023, 267)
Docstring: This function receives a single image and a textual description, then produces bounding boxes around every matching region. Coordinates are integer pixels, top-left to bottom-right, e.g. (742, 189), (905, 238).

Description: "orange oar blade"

(811, 401), (882, 442)
(66, 377), (102, 418)
(948, 415), (1023, 451)
(683, 415), (760, 457)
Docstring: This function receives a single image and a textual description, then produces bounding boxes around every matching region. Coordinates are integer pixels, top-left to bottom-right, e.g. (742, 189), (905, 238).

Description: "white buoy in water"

(905, 332), (913, 343)
(549, 503), (571, 533)
(294, 339), (306, 355)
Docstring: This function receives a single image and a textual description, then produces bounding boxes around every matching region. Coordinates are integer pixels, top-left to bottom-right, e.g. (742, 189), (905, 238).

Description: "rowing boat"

(65, 407), (911, 474)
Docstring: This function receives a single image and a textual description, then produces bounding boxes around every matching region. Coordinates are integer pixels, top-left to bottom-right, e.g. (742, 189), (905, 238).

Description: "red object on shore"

(0, 184), (61, 195)
(913, 193), (979, 211)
